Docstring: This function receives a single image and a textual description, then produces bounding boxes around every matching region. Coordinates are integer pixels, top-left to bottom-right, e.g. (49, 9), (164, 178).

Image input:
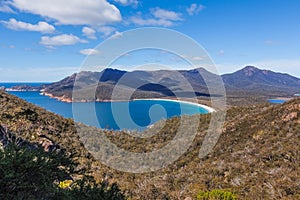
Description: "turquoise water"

(6, 89), (209, 131)
(268, 99), (287, 104)
(0, 82), (48, 88)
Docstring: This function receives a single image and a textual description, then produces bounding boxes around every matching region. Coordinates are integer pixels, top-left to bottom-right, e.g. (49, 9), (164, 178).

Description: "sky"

(0, 0), (300, 81)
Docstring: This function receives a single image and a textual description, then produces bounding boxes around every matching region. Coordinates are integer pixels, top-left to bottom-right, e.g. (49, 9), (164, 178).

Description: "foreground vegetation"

(197, 190), (238, 200)
(0, 142), (125, 200)
(0, 90), (300, 199)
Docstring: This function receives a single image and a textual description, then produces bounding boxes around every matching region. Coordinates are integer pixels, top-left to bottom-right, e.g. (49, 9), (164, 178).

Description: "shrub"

(0, 143), (125, 200)
(56, 177), (126, 200)
(197, 189), (238, 200)
(0, 143), (73, 199)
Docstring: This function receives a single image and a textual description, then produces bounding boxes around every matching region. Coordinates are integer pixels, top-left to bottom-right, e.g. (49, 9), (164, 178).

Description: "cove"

(8, 91), (212, 131)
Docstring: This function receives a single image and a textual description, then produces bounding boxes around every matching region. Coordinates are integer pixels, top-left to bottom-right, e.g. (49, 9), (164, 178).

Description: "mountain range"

(222, 66), (300, 95)
(9, 66), (300, 102)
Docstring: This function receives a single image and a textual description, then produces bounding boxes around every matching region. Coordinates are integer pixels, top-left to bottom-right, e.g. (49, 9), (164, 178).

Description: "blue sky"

(0, 0), (300, 81)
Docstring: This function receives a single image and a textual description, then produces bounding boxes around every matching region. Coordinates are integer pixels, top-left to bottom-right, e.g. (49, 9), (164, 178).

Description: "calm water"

(0, 82), (48, 88)
(268, 99), (287, 104)
(3, 83), (209, 130)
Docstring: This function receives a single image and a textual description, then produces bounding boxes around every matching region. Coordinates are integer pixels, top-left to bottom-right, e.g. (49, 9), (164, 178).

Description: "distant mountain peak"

(102, 68), (127, 73)
(243, 66), (258, 70)
(222, 65), (300, 95)
(241, 66), (260, 77)
(41, 66), (300, 102)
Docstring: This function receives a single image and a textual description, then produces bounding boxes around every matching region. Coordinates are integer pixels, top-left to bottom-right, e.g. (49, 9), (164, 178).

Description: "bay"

(0, 82), (47, 88)
(2, 83), (209, 131)
(268, 99), (287, 104)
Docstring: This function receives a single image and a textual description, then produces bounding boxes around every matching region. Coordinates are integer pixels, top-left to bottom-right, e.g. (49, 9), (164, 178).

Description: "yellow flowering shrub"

(59, 180), (73, 189)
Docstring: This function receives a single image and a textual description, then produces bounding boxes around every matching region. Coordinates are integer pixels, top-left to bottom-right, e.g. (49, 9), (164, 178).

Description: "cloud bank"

(9, 0), (122, 26)
(2, 18), (55, 33)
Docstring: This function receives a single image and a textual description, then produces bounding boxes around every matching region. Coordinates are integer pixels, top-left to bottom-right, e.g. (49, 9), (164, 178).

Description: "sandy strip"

(270, 97), (293, 101)
(133, 98), (216, 113)
(39, 92), (216, 112)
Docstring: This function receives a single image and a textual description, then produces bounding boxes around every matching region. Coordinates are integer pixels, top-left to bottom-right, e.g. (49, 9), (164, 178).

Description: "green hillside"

(1, 90), (299, 199)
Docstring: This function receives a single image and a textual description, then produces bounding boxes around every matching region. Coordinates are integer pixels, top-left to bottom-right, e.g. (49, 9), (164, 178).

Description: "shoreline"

(41, 92), (215, 113)
(133, 98), (216, 113)
(40, 92), (73, 103)
(269, 97), (293, 101)
(6, 89), (40, 92)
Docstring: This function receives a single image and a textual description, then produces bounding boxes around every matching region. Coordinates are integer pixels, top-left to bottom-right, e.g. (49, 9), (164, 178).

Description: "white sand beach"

(133, 98), (216, 113)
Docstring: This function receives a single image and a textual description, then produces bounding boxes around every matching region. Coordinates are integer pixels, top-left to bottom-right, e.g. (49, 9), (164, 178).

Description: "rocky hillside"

(0, 90), (93, 173)
(1, 90), (300, 199)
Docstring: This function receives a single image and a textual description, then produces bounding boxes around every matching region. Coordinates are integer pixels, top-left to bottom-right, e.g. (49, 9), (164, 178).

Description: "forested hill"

(0, 90), (300, 199)
(39, 66), (300, 102)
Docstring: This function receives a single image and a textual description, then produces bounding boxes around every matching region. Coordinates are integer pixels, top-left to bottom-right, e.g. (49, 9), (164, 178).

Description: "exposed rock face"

(0, 125), (37, 149)
(242, 66), (259, 77)
(0, 125), (60, 152)
(0, 125), (8, 148)
(38, 134), (61, 152)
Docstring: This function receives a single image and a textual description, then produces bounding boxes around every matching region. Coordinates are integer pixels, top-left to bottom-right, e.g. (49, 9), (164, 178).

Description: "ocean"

(1, 83), (209, 131)
(0, 82), (48, 88)
(268, 99), (287, 104)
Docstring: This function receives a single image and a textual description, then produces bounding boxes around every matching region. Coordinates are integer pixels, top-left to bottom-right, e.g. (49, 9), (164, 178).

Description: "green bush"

(0, 143), (72, 199)
(55, 178), (126, 200)
(0, 143), (125, 200)
(197, 189), (238, 200)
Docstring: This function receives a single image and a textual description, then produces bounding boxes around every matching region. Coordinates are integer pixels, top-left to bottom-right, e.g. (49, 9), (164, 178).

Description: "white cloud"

(110, 31), (123, 39)
(187, 4), (205, 16)
(264, 40), (277, 45)
(131, 8), (183, 27)
(131, 16), (173, 27)
(1, 44), (16, 49)
(0, 66), (79, 82)
(98, 26), (116, 37)
(2, 18), (55, 33)
(218, 50), (225, 56)
(82, 27), (96, 39)
(40, 34), (87, 46)
(9, 0), (122, 26)
(114, 0), (138, 7)
(191, 56), (204, 61)
(151, 7), (182, 21)
(80, 48), (100, 55)
(0, 4), (15, 13)
(182, 55), (206, 62)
